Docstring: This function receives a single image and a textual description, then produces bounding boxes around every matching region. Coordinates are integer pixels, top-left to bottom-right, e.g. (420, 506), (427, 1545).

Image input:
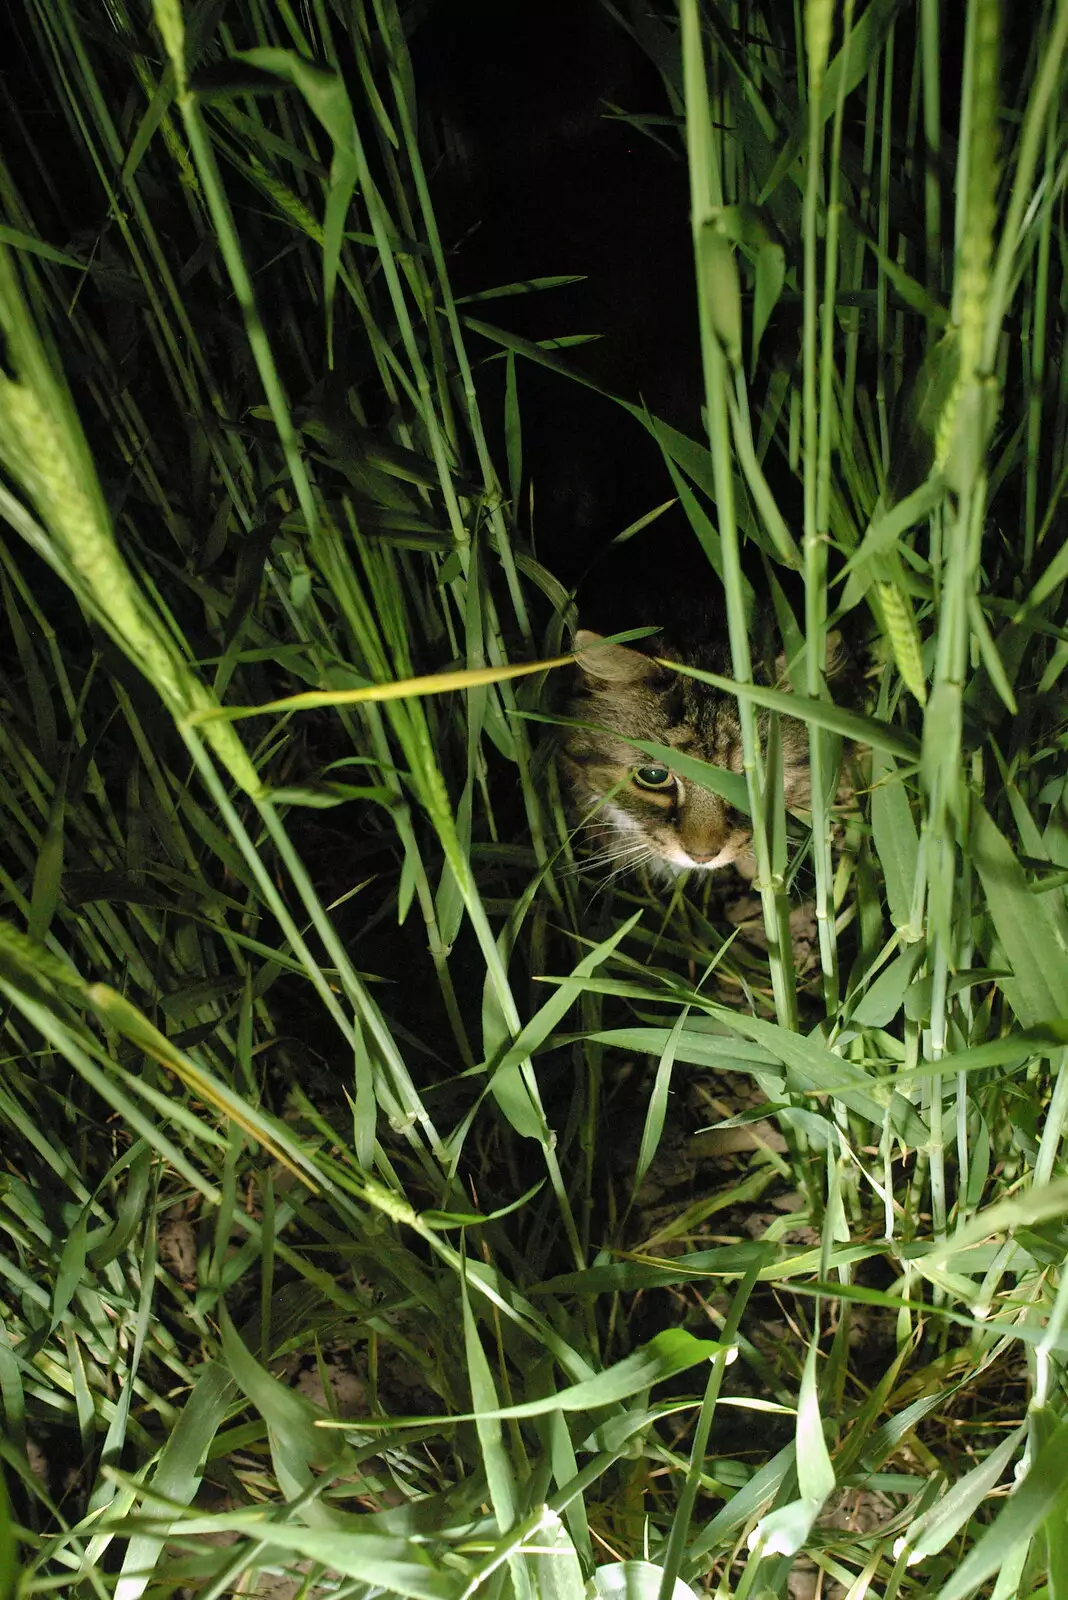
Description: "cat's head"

(562, 628), (812, 880)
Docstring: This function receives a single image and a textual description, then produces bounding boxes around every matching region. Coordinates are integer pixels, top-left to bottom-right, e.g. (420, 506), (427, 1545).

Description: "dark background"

(410, 0), (704, 601)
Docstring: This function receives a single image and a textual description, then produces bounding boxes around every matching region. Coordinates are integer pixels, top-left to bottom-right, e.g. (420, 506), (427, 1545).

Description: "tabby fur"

(561, 607), (825, 880)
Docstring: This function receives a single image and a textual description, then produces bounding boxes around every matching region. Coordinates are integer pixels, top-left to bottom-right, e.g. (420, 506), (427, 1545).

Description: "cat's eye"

(633, 764), (674, 791)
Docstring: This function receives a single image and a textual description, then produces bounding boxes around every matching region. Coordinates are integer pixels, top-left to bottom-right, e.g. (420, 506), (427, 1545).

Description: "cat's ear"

(826, 629), (848, 679)
(775, 630), (847, 687)
(573, 629), (659, 684)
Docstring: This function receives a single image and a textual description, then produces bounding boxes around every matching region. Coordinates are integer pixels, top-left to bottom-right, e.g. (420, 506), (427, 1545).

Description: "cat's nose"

(687, 850), (717, 864)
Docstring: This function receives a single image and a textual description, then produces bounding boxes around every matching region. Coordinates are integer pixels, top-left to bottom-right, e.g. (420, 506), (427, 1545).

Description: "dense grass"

(2, 0), (1068, 1596)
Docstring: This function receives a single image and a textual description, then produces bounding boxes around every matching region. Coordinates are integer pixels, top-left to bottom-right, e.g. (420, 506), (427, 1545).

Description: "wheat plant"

(1, 1), (1067, 1597)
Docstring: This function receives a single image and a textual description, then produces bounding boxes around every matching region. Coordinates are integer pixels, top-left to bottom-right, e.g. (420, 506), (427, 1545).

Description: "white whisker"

(585, 843), (658, 904)
(569, 839), (649, 877)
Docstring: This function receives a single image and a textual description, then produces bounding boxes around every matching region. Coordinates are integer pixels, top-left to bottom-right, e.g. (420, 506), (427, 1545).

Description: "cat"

(560, 595), (823, 882)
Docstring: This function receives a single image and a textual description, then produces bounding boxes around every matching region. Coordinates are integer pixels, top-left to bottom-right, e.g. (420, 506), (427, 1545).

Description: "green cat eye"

(633, 764), (674, 790)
